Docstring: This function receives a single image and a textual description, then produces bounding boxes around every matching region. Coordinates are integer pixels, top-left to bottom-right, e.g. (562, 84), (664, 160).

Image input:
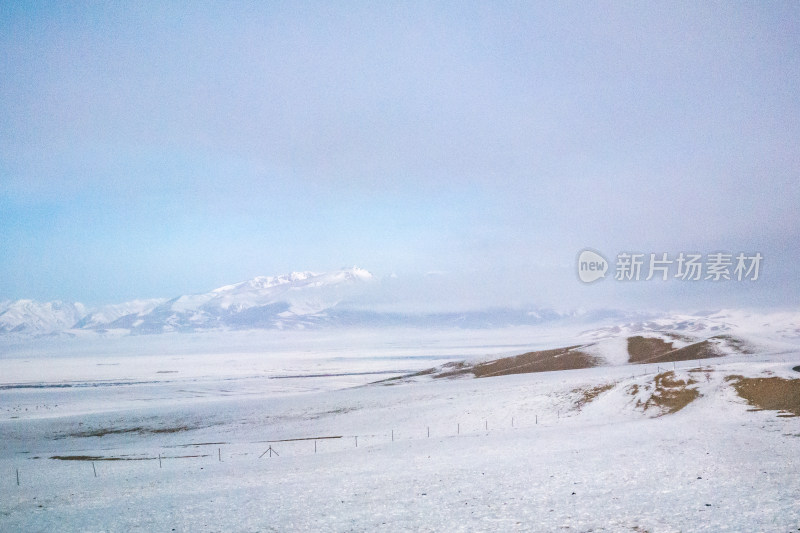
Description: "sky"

(1, 1), (799, 312)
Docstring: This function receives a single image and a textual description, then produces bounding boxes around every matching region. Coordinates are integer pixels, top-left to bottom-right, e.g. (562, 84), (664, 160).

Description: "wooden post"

(355, 436), (358, 448)
(218, 448), (221, 462)
(16, 467), (20, 486)
(92, 462), (97, 478)
(427, 427), (430, 438)
(485, 420), (488, 431)
(314, 440), (317, 453)
(259, 446), (279, 458)
(158, 453), (162, 468)
(536, 414), (538, 425)
(457, 423), (460, 435)
(391, 430), (394, 442)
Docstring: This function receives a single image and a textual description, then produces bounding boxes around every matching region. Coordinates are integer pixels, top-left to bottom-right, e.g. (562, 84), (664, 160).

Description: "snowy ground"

(1, 324), (800, 532)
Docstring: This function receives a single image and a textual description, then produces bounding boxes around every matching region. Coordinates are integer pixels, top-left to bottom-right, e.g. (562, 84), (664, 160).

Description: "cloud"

(0, 2), (798, 309)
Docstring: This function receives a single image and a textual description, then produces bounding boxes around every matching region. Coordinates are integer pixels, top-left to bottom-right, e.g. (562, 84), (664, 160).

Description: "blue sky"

(1, 1), (798, 310)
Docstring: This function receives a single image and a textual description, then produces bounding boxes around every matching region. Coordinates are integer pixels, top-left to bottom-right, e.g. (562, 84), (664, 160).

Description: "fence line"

(14, 356), (784, 489)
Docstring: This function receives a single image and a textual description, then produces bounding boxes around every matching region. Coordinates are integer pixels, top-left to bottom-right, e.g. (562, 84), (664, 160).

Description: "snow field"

(2, 356), (799, 532)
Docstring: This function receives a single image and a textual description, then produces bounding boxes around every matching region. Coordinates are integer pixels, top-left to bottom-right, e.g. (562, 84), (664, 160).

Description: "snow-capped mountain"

(0, 266), (579, 336)
(79, 267), (377, 334)
(578, 314), (734, 342)
(0, 267), (380, 336)
(73, 299), (169, 330)
(0, 300), (87, 334)
(3, 268), (799, 339)
(198, 267), (375, 316)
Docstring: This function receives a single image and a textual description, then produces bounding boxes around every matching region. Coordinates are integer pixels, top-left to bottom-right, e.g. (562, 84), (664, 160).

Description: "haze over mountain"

(4, 265), (798, 341)
(0, 267), (592, 336)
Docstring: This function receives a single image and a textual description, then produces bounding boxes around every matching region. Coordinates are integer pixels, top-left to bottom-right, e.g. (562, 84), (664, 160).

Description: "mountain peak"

(0, 299), (87, 334)
(213, 267), (373, 294)
(0, 267), (378, 336)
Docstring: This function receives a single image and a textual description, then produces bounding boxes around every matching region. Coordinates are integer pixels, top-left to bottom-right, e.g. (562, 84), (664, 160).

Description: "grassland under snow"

(1, 320), (799, 531)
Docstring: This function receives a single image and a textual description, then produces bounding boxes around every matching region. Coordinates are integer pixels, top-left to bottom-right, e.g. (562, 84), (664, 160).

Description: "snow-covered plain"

(1, 320), (799, 532)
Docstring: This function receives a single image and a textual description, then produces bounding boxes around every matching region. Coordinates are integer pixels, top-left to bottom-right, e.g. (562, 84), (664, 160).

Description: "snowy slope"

(74, 299), (168, 330)
(1, 308), (799, 530)
(578, 313), (733, 342)
(1, 347), (798, 531)
(385, 309), (800, 382)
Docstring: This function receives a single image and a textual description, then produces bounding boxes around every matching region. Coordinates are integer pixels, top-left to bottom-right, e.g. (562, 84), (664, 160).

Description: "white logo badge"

(577, 249), (608, 283)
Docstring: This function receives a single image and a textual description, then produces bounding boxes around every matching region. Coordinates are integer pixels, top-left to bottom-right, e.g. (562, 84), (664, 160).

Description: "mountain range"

(0, 267), (585, 336)
(5, 267), (797, 341)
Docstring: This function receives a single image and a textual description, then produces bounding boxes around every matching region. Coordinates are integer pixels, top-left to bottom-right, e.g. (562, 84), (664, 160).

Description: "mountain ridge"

(3, 268), (798, 339)
(0, 266), (602, 336)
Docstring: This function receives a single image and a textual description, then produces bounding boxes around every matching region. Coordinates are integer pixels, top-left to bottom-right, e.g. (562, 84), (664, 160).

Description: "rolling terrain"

(1, 310), (799, 531)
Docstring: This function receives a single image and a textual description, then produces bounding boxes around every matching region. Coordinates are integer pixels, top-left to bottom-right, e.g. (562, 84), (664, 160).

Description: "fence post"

(16, 467), (20, 486)
(92, 462), (97, 478)
(158, 453), (162, 468)
(259, 446), (279, 458)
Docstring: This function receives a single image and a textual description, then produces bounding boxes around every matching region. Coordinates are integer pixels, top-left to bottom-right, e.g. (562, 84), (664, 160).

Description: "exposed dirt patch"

(429, 361), (471, 378)
(433, 346), (599, 379)
(664, 332), (694, 343)
(714, 334), (755, 355)
(51, 455), (129, 461)
(56, 425), (193, 439)
(265, 435), (342, 443)
(687, 367), (715, 383)
(305, 407), (360, 420)
(165, 441), (228, 448)
(627, 336), (674, 363)
(630, 371), (700, 416)
(375, 364), (453, 384)
(659, 340), (722, 362)
(50, 454), (208, 461)
(726, 375), (800, 417)
(374, 367), (437, 385)
(572, 383), (616, 411)
(629, 336), (728, 365)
